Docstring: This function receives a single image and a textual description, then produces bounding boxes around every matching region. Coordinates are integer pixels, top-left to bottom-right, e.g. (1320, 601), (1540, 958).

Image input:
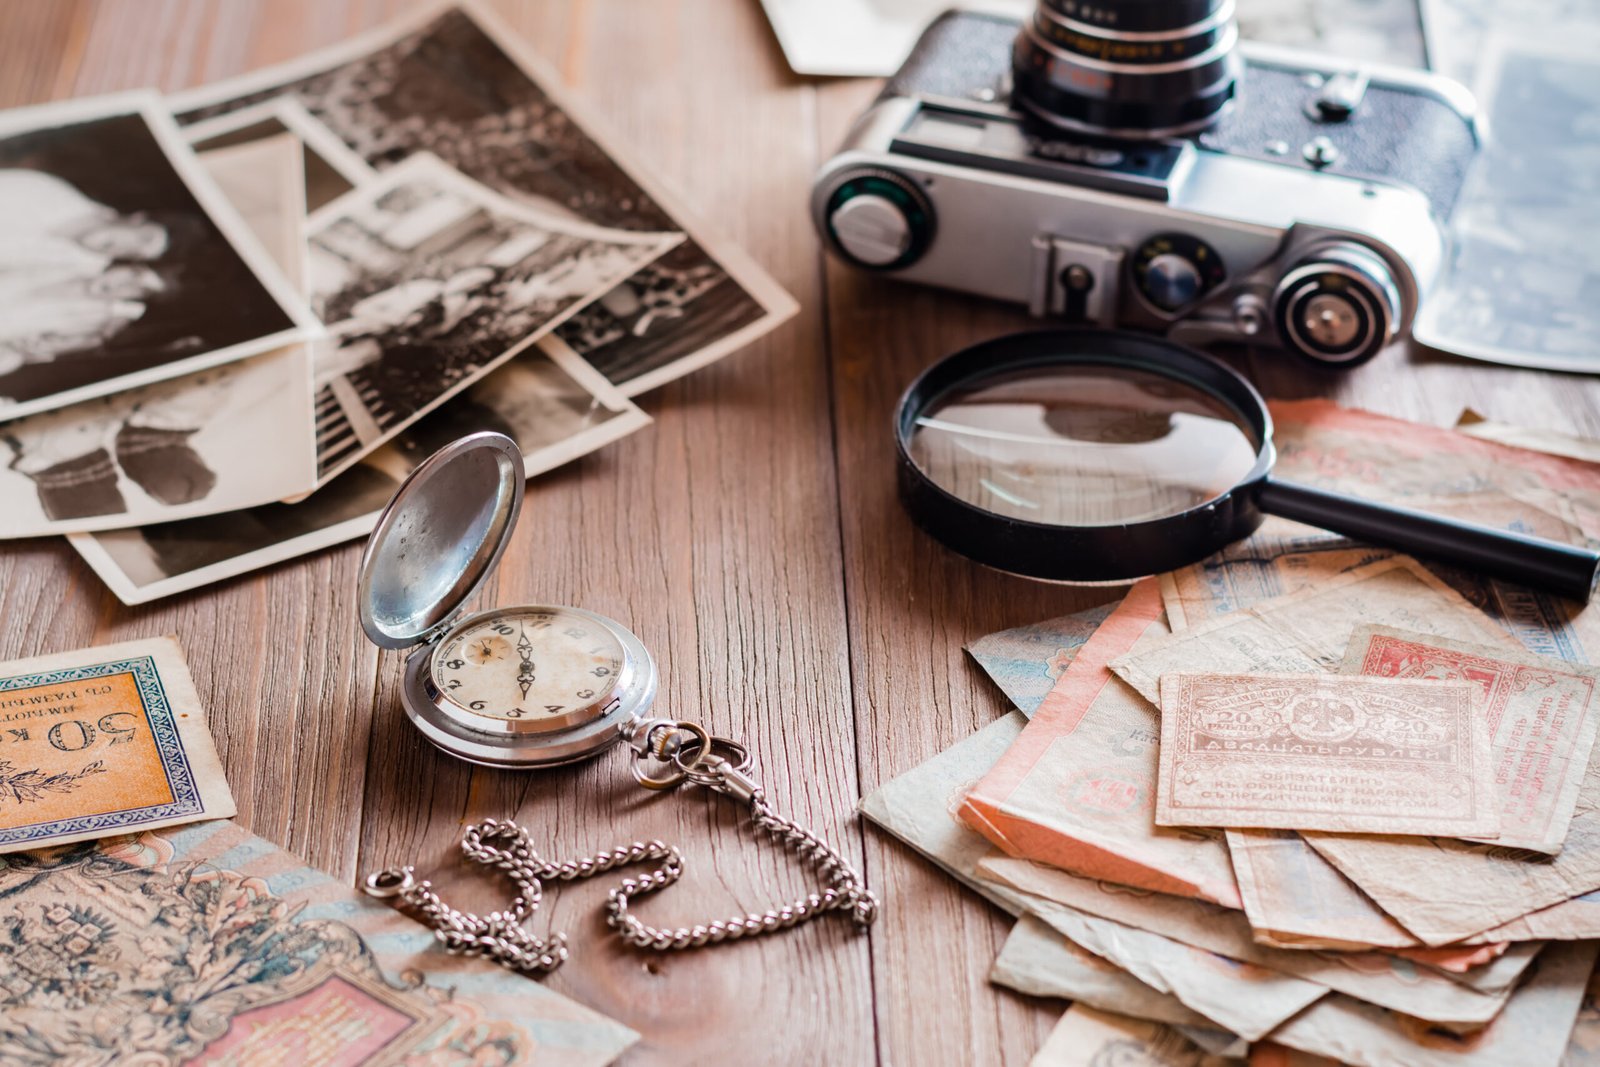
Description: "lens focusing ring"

(1038, 0), (1229, 32)
(1015, 0), (1240, 139)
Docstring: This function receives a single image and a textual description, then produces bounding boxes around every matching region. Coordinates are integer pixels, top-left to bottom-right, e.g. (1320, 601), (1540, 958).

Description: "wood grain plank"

(816, 73), (1091, 1067)
(348, 3), (875, 1061)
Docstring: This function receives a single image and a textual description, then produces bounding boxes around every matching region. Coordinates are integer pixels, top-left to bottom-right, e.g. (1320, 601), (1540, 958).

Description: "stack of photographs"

(0, 2), (796, 604)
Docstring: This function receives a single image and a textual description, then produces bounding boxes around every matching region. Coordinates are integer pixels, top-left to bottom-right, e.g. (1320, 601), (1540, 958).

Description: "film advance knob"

(822, 169), (935, 271)
(1272, 242), (1402, 367)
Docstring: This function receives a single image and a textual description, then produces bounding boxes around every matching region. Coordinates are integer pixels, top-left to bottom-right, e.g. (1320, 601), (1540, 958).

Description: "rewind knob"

(818, 168), (935, 271)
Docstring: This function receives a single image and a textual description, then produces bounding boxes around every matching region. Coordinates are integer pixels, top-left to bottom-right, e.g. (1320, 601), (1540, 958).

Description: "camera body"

(812, 11), (1480, 366)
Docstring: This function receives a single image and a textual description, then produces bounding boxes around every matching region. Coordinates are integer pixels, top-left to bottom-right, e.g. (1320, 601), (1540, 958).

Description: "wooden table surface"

(3, 2), (1599, 1064)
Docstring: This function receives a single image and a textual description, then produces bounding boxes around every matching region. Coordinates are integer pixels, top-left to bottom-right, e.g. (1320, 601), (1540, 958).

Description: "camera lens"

(1014, 0), (1241, 140)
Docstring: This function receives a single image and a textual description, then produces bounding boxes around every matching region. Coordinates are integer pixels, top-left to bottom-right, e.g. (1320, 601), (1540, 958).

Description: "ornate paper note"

(0, 820), (637, 1064)
(1155, 673), (1497, 837)
(0, 637), (234, 854)
(1345, 626), (1600, 854)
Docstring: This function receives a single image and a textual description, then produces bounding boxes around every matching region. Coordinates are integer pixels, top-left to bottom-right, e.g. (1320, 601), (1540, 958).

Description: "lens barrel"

(1014, 0), (1241, 140)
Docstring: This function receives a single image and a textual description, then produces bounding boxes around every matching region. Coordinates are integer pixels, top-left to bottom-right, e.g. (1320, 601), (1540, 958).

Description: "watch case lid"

(358, 432), (524, 650)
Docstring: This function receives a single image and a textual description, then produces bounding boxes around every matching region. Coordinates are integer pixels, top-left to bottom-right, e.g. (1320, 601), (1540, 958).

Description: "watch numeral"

(592, 667), (611, 677)
(545, 704), (564, 713)
(577, 689), (595, 699)
(493, 624), (514, 635)
(445, 659), (465, 670)
(469, 700), (487, 711)
(446, 679), (462, 690)
(507, 708), (523, 718)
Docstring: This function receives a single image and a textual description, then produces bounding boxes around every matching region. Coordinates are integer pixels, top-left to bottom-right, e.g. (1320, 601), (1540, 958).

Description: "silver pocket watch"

(356, 432), (876, 971)
(357, 432), (656, 770)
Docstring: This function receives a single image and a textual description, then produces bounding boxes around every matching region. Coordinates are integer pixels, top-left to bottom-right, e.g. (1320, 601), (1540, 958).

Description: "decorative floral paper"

(0, 820), (638, 1065)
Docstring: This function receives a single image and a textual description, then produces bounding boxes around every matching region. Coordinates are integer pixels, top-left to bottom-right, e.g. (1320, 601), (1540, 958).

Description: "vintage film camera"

(812, 2), (1480, 367)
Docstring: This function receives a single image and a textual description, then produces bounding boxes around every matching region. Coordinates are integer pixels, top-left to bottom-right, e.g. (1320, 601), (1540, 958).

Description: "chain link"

(364, 722), (878, 975)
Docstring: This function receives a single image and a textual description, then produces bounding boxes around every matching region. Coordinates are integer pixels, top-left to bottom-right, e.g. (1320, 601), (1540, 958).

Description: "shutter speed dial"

(820, 168), (935, 271)
(1131, 233), (1226, 313)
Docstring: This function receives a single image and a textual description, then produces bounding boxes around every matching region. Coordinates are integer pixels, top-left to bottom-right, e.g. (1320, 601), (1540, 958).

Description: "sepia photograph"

(303, 152), (678, 486)
(169, 1), (796, 395)
(0, 92), (319, 422)
(0, 131), (317, 537)
(69, 339), (650, 605)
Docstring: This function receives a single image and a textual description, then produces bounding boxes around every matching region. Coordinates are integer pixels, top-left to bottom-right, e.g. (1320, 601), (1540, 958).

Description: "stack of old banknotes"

(864, 399), (1600, 1066)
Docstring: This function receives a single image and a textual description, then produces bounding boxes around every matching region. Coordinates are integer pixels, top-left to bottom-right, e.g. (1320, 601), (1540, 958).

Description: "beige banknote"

(859, 707), (1328, 1041)
(0, 637), (235, 854)
(991, 914), (1214, 1030)
(1563, 962), (1600, 1066)
(1156, 672), (1497, 837)
(1227, 827), (1431, 951)
(1263, 940), (1600, 1067)
(1030, 1005), (1229, 1067)
(1457, 409), (1600, 466)
(1018, 894), (1326, 1042)
(1111, 557), (1514, 707)
(990, 922), (1250, 1059)
(958, 581), (1244, 908)
(1345, 626), (1600, 854)
(976, 856), (1522, 1029)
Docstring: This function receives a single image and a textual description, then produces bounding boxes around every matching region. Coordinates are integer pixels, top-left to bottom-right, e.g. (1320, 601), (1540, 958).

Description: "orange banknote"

(0, 636), (234, 853)
(957, 580), (1243, 908)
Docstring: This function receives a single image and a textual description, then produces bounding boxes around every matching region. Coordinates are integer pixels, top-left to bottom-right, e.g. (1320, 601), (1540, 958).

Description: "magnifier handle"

(1258, 478), (1600, 601)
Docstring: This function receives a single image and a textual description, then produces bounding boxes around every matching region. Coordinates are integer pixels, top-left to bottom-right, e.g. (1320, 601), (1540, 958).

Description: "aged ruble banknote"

(976, 856), (1526, 1030)
(1111, 557), (1514, 707)
(1156, 672), (1497, 837)
(1346, 626), (1600, 854)
(966, 601), (1117, 716)
(958, 581), (1244, 908)
(1029, 1004), (1232, 1067)
(991, 912), (1249, 1058)
(1264, 941), (1600, 1067)
(0, 637), (235, 854)
(1301, 633), (1600, 945)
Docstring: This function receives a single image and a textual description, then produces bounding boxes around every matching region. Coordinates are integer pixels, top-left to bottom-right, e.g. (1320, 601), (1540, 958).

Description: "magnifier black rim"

(893, 328), (1277, 581)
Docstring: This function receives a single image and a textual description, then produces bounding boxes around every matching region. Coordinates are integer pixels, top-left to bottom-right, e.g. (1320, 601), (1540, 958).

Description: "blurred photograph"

(303, 152), (677, 485)
(170, 1), (796, 395)
(0, 93), (317, 421)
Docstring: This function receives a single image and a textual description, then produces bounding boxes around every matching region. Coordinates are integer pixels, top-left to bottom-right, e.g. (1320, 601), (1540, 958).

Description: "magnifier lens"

(906, 364), (1263, 526)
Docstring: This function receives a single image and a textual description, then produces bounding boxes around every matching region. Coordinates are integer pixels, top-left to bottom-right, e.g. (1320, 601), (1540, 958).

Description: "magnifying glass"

(895, 330), (1600, 600)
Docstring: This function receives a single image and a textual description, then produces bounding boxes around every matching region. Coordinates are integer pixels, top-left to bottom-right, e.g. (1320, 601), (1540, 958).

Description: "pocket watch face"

(431, 608), (626, 727)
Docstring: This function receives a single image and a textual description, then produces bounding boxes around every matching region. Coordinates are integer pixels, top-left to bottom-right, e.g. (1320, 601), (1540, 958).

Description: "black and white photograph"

(303, 152), (678, 486)
(0, 92), (319, 422)
(184, 96), (378, 212)
(1415, 37), (1600, 371)
(0, 132), (317, 537)
(169, 1), (797, 396)
(69, 340), (650, 605)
